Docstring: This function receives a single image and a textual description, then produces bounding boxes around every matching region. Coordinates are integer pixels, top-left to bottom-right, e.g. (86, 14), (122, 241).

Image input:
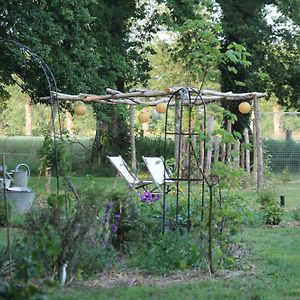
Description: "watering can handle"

(15, 164), (30, 178)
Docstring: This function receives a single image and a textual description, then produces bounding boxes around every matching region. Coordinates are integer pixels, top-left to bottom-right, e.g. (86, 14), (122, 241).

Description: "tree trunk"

(24, 94), (32, 136)
(273, 102), (283, 139)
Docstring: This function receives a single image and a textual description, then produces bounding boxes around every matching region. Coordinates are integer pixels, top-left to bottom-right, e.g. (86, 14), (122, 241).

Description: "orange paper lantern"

(138, 110), (150, 123)
(74, 102), (86, 116)
(155, 103), (168, 114)
(238, 102), (251, 114)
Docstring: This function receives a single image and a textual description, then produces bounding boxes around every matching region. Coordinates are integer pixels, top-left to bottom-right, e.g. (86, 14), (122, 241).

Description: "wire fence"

(262, 112), (300, 175)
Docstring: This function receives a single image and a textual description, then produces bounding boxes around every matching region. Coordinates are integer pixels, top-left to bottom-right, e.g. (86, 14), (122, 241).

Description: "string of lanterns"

(73, 100), (251, 120)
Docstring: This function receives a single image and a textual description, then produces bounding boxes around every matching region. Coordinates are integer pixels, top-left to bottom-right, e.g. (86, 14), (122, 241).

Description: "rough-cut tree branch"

(40, 87), (266, 106)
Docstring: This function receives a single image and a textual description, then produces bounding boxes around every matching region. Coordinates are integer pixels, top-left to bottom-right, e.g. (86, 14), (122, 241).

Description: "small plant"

(281, 167), (291, 183)
(257, 188), (283, 225)
(106, 191), (157, 250)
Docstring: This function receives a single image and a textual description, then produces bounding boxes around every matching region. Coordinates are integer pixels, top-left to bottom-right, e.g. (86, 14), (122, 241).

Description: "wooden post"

(226, 119), (232, 162)
(206, 114), (214, 173)
(214, 136), (221, 163)
(244, 128), (250, 173)
(233, 139), (240, 166)
(2, 155), (12, 280)
(130, 105), (137, 171)
(253, 96), (264, 191)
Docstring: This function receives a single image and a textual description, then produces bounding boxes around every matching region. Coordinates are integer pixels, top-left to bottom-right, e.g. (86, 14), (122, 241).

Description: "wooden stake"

(206, 114), (214, 173)
(2, 155), (12, 280)
(244, 128), (250, 173)
(253, 96), (264, 191)
(226, 119), (232, 162)
(130, 105), (137, 171)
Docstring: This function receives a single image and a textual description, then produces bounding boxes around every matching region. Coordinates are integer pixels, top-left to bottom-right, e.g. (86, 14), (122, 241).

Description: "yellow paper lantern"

(155, 103), (168, 114)
(138, 110), (150, 124)
(238, 102), (251, 114)
(74, 102), (86, 116)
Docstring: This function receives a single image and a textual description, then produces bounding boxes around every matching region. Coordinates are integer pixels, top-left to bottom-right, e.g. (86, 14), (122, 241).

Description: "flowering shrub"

(140, 191), (161, 204)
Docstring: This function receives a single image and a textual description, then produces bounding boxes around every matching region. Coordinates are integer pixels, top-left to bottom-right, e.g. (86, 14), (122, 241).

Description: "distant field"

(0, 136), (93, 175)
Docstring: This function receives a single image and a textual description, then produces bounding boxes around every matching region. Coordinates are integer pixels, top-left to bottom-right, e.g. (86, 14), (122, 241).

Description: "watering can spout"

(12, 163), (30, 188)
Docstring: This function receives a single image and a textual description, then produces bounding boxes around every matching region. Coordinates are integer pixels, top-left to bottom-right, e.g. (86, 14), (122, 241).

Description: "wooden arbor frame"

(42, 87), (266, 191)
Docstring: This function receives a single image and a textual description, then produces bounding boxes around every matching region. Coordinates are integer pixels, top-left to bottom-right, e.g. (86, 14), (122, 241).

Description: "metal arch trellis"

(162, 86), (208, 233)
(0, 37), (63, 194)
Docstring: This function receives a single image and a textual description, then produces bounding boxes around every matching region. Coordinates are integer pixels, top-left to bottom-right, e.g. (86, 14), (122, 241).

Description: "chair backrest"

(107, 156), (140, 185)
(142, 156), (170, 185)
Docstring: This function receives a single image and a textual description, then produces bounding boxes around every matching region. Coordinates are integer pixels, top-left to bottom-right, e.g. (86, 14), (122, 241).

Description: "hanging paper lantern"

(138, 110), (150, 123)
(74, 102), (86, 116)
(238, 102), (251, 114)
(155, 103), (168, 114)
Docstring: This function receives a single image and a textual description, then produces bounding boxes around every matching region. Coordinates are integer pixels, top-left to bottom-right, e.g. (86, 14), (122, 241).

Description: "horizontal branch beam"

(39, 87), (266, 106)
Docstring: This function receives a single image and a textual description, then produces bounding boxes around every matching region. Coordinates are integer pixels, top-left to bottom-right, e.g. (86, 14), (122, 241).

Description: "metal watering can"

(12, 164), (30, 188)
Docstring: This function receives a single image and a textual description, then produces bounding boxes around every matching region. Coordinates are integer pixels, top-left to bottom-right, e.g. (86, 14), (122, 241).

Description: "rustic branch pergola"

(42, 87), (266, 191)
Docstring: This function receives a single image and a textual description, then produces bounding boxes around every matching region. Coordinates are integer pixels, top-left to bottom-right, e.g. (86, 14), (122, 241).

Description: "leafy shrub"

(21, 185), (109, 284)
(257, 188), (283, 225)
(0, 281), (47, 300)
(135, 137), (174, 162)
(280, 167), (291, 183)
(127, 231), (205, 274)
(105, 191), (161, 250)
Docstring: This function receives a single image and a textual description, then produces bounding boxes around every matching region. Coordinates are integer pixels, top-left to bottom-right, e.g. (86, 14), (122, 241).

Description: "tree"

(0, 1), (157, 162)
(216, 0), (300, 131)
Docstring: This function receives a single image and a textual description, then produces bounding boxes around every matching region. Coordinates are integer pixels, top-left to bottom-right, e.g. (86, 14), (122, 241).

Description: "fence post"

(130, 105), (137, 171)
(206, 114), (214, 173)
(226, 119), (232, 162)
(244, 128), (251, 173)
(253, 96), (264, 191)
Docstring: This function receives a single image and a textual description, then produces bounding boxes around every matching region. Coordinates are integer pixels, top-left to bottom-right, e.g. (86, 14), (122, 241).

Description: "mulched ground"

(82, 267), (256, 288)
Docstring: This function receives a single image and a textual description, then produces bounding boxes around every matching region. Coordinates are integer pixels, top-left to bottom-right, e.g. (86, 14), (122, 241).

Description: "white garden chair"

(142, 156), (174, 194)
(107, 155), (153, 196)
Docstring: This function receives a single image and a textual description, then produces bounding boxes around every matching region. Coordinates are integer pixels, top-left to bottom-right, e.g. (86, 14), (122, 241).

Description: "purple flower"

(111, 223), (118, 233)
(115, 213), (121, 221)
(140, 191), (161, 204)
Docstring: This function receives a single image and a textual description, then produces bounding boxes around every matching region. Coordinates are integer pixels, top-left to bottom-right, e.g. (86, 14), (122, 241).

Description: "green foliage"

(0, 281), (48, 300)
(38, 136), (71, 176)
(257, 188), (283, 225)
(0, 200), (9, 227)
(135, 137), (175, 161)
(105, 191), (161, 251)
(21, 185), (109, 284)
(127, 231), (205, 274)
(280, 167), (291, 183)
